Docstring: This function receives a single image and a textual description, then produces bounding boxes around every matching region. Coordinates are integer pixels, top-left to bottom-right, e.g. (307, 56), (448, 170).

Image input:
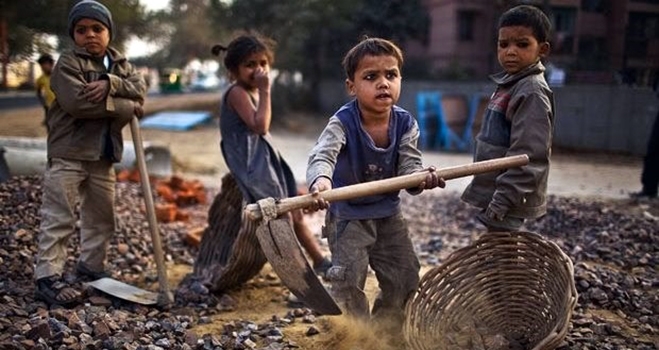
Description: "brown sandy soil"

(161, 262), (434, 350)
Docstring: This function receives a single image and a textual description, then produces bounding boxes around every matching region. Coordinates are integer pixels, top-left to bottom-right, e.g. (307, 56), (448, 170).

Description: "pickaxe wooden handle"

(130, 117), (173, 306)
(244, 154), (529, 221)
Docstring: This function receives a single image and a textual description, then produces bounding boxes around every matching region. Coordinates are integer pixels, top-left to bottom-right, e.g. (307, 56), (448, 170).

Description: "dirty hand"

(305, 177), (332, 212)
(253, 67), (270, 91)
(418, 166), (446, 190)
(83, 80), (110, 103)
(133, 100), (145, 118)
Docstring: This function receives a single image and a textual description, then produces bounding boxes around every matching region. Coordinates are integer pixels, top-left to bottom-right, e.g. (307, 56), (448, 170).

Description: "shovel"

(245, 154), (529, 315)
(86, 117), (174, 306)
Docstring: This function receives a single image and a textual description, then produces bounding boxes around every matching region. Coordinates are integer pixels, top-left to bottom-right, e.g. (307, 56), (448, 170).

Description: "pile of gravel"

(1, 175), (657, 349)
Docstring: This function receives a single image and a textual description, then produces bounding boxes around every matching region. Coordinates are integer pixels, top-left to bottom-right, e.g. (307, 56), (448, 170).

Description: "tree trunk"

(189, 173), (267, 293)
(0, 18), (9, 89)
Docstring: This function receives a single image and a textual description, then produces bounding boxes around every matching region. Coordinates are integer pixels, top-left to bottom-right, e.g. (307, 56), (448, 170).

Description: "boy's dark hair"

(499, 5), (552, 43)
(342, 37), (404, 81)
(37, 53), (54, 65)
(211, 33), (276, 74)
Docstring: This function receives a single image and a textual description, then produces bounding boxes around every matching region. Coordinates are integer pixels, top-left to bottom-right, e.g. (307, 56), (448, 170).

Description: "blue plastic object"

(416, 91), (445, 150)
(140, 111), (212, 131)
(415, 91), (487, 152)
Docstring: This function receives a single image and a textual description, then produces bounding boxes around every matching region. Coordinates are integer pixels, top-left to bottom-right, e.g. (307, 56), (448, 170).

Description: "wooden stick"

(244, 154), (529, 221)
(130, 117), (173, 306)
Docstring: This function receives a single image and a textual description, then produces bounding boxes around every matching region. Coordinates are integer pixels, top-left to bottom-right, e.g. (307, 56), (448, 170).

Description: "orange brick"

(169, 175), (184, 190)
(175, 210), (190, 222)
(175, 190), (198, 207)
(116, 169), (131, 182)
(155, 203), (177, 223)
(156, 183), (176, 203)
(184, 227), (205, 247)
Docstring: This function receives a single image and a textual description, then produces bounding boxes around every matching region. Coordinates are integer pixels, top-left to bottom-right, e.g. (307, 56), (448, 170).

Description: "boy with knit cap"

(35, 0), (146, 307)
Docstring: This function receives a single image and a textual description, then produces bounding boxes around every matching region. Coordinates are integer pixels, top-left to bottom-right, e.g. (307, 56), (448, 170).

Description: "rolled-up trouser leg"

(476, 209), (525, 232)
(36, 158), (85, 280)
(324, 214), (373, 319)
(78, 159), (116, 272)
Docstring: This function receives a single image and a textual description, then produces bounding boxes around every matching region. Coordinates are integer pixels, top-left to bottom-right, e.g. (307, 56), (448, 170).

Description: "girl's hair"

(211, 33), (276, 74)
(499, 5), (552, 43)
(342, 37), (404, 81)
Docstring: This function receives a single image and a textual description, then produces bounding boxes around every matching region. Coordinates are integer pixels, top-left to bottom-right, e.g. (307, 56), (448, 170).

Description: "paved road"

(0, 91), (38, 110)
(268, 130), (645, 200)
(0, 90), (169, 110)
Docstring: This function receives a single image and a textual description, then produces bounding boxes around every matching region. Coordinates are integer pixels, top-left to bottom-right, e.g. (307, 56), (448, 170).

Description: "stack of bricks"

(116, 170), (207, 223)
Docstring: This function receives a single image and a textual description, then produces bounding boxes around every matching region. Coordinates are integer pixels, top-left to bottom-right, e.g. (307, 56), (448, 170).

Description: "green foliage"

(221, 0), (429, 109)
(146, 0), (225, 68)
(1, 0), (149, 59)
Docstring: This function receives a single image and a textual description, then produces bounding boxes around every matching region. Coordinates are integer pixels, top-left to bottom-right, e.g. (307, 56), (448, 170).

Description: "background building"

(418, 0), (659, 86)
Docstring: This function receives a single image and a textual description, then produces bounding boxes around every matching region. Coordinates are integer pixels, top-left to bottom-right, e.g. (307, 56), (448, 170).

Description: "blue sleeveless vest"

(331, 100), (415, 220)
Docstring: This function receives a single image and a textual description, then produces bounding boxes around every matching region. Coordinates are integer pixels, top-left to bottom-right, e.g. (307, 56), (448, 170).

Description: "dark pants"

(641, 111), (659, 196)
(43, 106), (50, 133)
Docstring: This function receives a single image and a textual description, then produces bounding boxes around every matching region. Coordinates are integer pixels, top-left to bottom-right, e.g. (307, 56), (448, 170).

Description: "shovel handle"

(129, 117), (173, 306)
(244, 154), (529, 221)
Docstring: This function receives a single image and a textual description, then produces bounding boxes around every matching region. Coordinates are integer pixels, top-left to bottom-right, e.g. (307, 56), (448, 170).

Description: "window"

(458, 11), (476, 42)
(626, 12), (659, 58)
(577, 37), (608, 69)
(628, 12), (659, 40)
(581, 0), (607, 13)
(552, 7), (577, 54)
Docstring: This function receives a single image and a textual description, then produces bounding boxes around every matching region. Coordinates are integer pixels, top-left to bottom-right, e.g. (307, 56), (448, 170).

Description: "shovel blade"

(256, 219), (342, 315)
(86, 278), (159, 305)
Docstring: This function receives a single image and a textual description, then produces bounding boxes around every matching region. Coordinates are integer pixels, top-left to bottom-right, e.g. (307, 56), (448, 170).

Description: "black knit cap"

(68, 0), (113, 40)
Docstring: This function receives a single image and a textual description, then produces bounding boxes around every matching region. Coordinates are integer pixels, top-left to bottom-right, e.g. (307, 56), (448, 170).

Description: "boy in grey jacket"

(461, 5), (555, 231)
(35, 0), (146, 307)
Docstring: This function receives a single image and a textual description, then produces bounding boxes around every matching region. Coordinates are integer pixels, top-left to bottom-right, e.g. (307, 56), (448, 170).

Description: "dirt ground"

(1, 93), (654, 349)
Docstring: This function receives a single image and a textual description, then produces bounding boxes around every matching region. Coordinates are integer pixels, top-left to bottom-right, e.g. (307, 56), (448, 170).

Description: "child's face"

(73, 18), (110, 57)
(235, 51), (270, 89)
(497, 25), (549, 75)
(346, 54), (401, 118)
(40, 62), (53, 75)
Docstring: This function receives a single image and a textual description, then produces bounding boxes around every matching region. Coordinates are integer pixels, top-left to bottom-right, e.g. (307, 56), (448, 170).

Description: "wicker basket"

(404, 231), (577, 350)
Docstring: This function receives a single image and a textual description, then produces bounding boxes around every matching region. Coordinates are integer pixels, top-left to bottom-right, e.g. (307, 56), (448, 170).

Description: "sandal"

(35, 276), (82, 307)
(76, 263), (112, 282)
